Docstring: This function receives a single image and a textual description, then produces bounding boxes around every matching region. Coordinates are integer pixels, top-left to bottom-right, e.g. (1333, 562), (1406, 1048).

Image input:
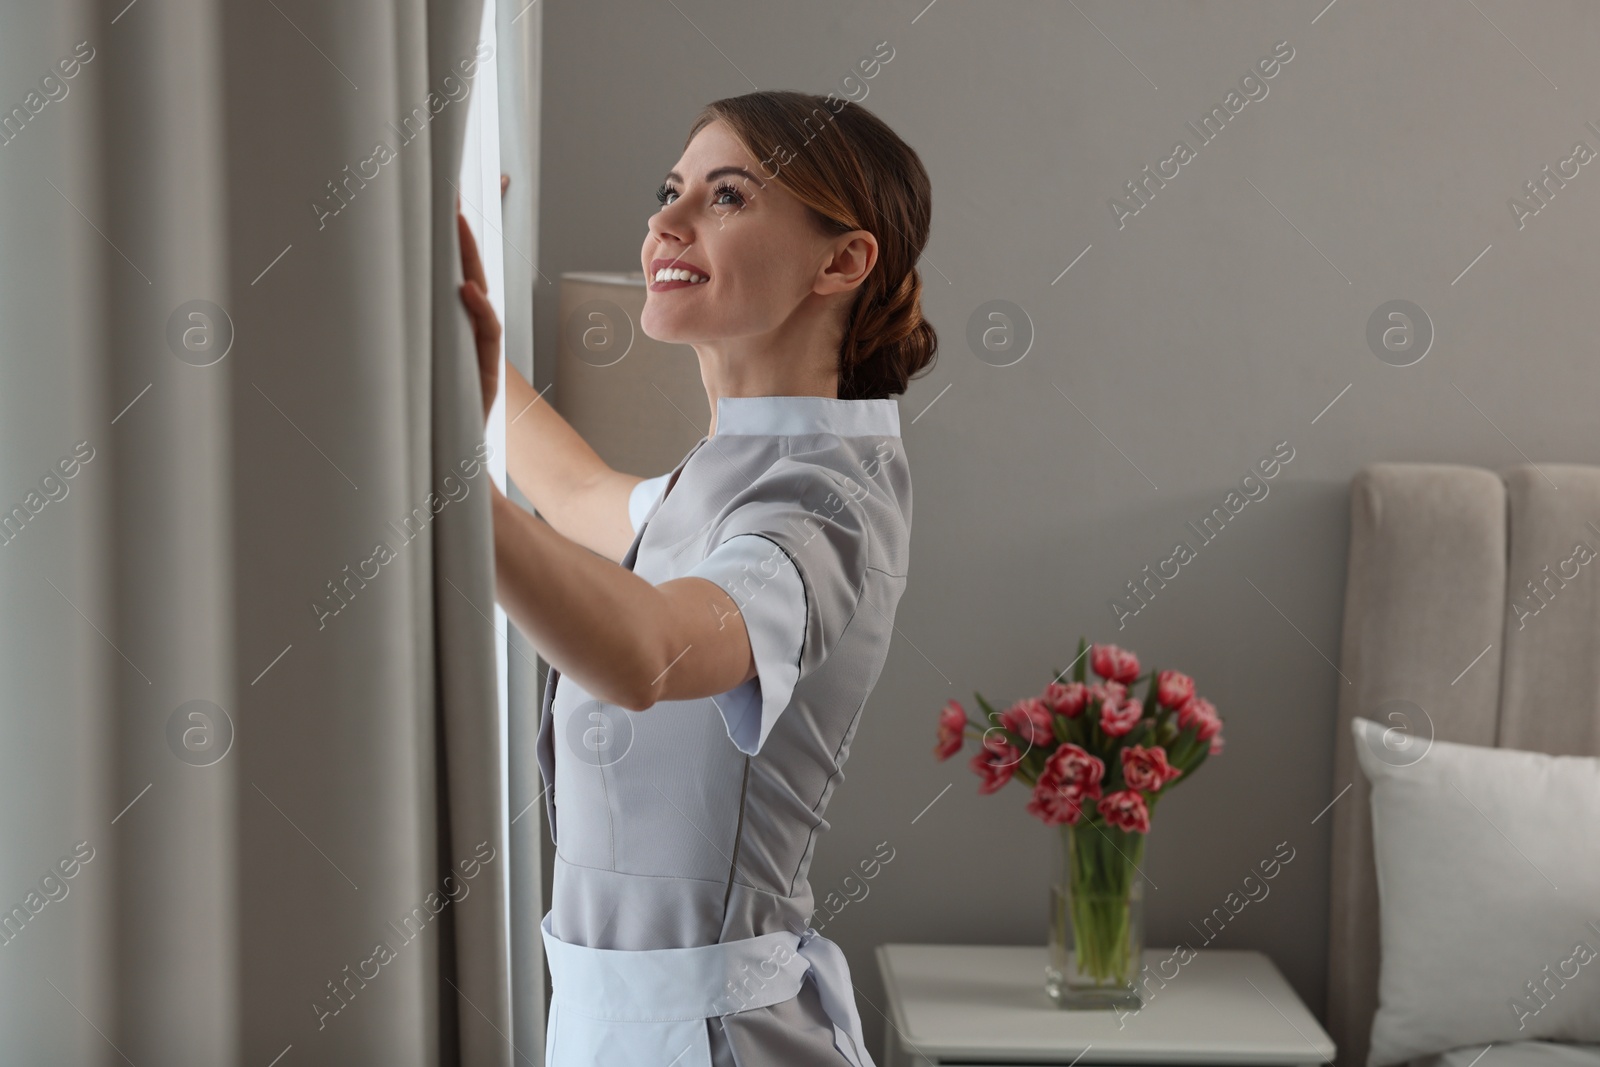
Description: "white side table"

(874, 944), (1336, 1067)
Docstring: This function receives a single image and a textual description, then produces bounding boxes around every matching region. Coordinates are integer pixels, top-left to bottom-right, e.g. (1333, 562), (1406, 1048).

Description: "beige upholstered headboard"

(1326, 462), (1600, 1067)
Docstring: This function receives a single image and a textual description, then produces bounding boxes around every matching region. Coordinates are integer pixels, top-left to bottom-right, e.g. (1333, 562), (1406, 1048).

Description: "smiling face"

(639, 120), (874, 353)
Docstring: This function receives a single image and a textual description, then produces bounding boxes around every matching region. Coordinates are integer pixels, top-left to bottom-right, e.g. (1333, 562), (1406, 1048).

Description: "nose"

(648, 196), (692, 244)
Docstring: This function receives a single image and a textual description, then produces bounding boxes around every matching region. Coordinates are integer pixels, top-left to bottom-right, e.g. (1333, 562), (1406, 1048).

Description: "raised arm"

(502, 359), (644, 563)
(457, 208), (641, 563)
(491, 483), (757, 710)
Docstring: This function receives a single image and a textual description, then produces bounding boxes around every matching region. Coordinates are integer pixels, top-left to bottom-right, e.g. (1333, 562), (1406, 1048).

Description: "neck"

(694, 316), (843, 437)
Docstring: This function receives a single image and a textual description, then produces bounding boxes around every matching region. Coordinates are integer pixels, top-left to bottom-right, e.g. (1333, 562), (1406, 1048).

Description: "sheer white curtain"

(0, 1), (508, 1063)
(483, 0), (552, 1060)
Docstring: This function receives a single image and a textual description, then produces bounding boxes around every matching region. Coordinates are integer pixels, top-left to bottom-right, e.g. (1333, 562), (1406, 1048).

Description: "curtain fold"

(492, 0), (549, 1060)
(0, 0), (507, 1063)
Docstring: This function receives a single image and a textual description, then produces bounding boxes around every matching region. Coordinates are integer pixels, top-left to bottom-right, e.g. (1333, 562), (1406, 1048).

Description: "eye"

(655, 181), (747, 210)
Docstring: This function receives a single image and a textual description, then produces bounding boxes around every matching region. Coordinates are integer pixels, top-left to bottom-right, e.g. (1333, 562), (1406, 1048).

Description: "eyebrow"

(662, 165), (767, 188)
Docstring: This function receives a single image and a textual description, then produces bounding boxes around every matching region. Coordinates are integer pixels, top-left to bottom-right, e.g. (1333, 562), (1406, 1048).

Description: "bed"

(1412, 1047), (1600, 1067)
(1325, 462), (1600, 1067)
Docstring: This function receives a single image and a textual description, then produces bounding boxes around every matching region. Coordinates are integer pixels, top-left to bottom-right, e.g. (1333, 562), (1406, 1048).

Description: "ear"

(815, 230), (878, 298)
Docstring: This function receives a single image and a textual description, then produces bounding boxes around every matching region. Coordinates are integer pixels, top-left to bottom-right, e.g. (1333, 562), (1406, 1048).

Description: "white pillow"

(1350, 716), (1600, 1067)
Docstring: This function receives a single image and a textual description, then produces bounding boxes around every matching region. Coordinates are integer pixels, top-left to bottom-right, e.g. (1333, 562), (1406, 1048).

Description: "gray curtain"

(0, 0), (508, 1063)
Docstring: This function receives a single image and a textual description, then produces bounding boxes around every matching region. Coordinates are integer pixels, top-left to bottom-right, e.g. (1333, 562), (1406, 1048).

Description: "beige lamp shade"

(556, 271), (710, 479)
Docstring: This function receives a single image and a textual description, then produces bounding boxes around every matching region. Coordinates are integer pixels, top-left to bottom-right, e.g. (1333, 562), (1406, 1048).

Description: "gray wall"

(534, 0), (1600, 1057)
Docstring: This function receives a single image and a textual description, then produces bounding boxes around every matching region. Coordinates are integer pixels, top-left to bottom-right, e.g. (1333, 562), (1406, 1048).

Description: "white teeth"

(653, 268), (708, 284)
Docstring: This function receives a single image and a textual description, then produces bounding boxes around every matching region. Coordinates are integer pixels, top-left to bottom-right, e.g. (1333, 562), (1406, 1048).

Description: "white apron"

(540, 908), (875, 1067)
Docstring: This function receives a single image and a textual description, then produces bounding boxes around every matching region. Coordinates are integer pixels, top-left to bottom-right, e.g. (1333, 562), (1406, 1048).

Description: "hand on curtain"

(457, 209), (501, 424)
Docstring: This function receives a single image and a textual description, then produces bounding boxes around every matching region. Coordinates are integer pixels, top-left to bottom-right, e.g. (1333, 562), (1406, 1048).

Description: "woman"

(461, 90), (936, 1067)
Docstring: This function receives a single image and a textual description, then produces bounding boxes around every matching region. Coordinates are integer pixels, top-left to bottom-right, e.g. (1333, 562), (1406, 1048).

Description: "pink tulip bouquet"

(932, 638), (1225, 1005)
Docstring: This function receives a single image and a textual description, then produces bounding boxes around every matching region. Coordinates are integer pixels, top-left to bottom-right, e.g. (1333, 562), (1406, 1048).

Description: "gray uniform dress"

(535, 394), (911, 1066)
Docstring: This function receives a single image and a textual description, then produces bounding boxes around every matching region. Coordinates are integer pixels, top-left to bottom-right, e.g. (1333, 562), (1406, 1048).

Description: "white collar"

(711, 394), (900, 438)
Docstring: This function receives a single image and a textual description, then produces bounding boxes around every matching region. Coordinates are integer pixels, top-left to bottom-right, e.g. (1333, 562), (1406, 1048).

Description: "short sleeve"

(684, 534), (806, 755)
(628, 473), (672, 533)
(692, 459), (873, 728)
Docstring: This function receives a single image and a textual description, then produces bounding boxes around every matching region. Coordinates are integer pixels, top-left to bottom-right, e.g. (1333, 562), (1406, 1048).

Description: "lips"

(648, 256), (710, 291)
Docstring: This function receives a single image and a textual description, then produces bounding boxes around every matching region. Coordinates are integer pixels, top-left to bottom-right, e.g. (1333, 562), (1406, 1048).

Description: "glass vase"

(1045, 820), (1146, 1009)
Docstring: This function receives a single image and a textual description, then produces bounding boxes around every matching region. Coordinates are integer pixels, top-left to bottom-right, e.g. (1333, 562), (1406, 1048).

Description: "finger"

(462, 291), (500, 394)
(457, 213), (488, 294)
(460, 280), (501, 342)
(459, 276), (488, 315)
(459, 219), (487, 294)
(459, 278), (490, 321)
(500, 173), (511, 197)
